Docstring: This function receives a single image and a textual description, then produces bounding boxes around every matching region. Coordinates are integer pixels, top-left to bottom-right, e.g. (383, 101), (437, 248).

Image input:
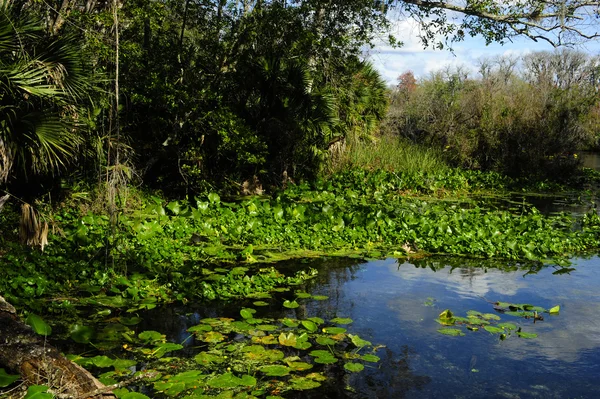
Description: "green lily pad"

(295, 292), (312, 299)
(323, 327), (346, 334)
(360, 354), (380, 362)
(207, 373), (242, 389)
(301, 320), (318, 332)
(253, 301), (269, 307)
(483, 326), (504, 334)
(344, 362), (364, 372)
(260, 365), (291, 377)
(312, 295), (329, 300)
(549, 305), (560, 314)
(290, 377), (321, 390)
(316, 336), (336, 345)
(517, 331), (538, 339)
(283, 300), (299, 309)
(330, 317), (353, 325)
(437, 328), (465, 336)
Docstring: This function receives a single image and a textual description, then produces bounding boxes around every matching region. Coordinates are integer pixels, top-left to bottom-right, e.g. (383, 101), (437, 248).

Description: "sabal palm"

(0, 3), (90, 183)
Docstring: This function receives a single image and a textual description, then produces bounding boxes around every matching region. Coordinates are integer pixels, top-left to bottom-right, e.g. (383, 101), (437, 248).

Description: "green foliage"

(0, 2), (96, 184)
(332, 135), (449, 174)
(387, 52), (600, 178)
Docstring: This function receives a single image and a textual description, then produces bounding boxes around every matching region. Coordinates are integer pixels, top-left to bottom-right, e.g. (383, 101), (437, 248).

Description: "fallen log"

(0, 296), (117, 399)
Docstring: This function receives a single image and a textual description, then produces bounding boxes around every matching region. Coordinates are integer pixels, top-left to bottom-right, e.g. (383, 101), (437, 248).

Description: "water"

(142, 256), (600, 398)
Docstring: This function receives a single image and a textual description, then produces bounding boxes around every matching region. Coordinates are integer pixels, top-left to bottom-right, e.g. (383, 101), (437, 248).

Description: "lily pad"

(260, 365), (291, 377)
(517, 331), (538, 339)
(344, 362), (365, 372)
(360, 354), (380, 362)
(283, 300), (299, 309)
(549, 305), (560, 314)
(330, 317), (353, 325)
(437, 328), (465, 336)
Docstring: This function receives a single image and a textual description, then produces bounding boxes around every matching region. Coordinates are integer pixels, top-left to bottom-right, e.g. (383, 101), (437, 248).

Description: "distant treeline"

(385, 50), (600, 177)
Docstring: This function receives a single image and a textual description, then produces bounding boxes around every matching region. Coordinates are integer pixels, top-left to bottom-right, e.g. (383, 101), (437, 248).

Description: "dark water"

(142, 257), (600, 398)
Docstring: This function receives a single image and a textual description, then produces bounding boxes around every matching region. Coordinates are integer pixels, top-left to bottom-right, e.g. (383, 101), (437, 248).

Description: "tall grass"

(332, 135), (449, 174)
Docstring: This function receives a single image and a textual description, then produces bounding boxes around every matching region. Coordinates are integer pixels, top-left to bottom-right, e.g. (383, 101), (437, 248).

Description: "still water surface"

(144, 257), (600, 398)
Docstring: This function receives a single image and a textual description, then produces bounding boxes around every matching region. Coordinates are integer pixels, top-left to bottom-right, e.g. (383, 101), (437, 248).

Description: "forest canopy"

(1, 0), (599, 196)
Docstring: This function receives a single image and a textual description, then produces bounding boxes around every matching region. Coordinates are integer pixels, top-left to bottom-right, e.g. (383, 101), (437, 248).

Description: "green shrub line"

(2, 168), (600, 312)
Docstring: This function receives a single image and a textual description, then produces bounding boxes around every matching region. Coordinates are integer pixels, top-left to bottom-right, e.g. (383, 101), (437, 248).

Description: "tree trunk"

(0, 296), (117, 399)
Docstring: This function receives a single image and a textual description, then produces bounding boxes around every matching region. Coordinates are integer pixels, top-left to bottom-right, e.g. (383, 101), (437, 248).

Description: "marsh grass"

(332, 135), (449, 174)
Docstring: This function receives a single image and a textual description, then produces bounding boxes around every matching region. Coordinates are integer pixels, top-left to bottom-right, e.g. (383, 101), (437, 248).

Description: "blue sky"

(369, 18), (600, 84)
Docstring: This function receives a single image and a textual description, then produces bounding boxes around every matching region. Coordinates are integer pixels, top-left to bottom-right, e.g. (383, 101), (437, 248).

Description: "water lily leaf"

(287, 362), (313, 371)
(466, 310), (482, 317)
(260, 365), (291, 377)
(483, 326), (504, 334)
(482, 313), (501, 321)
(316, 336), (336, 345)
(349, 334), (371, 347)
(549, 305), (560, 314)
(312, 295), (329, 300)
(439, 309), (453, 320)
(0, 368), (20, 387)
(188, 324), (212, 333)
(290, 377), (321, 390)
(360, 354), (380, 362)
(330, 317), (353, 325)
(435, 318), (455, 326)
(306, 372), (328, 381)
(194, 352), (225, 365)
(505, 311), (535, 318)
(280, 318), (299, 328)
(70, 324), (95, 344)
(497, 323), (517, 330)
(238, 374), (256, 387)
(295, 292), (312, 299)
(278, 332), (297, 346)
(294, 341), (312, 350)
(466, 326), (479, 331)
(437, 328), (465, 336)
(344, 362), (364, 372)
(517, 331), (538, 339)
(139, 330), (164, 343)
(283, 300), (299, 309)
(253, 301), (269, 307)
(253, 335), (278, 345)
(307, 317), (324, 325)
(240, 308), (256, 319)
(256, 324), (278, 332)
(152, 343), (183, 358)
(301, 320), (318, 332)
(207, 373), (242, 388)
(25, 314), (52, 336)
(323, 327), (346, 334)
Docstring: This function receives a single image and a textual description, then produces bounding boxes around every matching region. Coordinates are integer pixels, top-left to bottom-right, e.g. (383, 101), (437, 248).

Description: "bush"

(386, 51), (600, 178)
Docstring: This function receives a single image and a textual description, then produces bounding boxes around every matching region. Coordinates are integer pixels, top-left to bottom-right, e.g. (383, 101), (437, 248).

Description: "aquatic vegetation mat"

(434, 301), (561, 340)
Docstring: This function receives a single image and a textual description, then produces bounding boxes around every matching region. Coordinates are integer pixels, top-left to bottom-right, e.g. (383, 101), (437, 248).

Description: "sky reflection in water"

(301, 256), (600, 398)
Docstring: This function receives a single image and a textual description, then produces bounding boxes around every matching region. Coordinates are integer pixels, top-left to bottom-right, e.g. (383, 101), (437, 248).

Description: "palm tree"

(0, 2), (91, 184)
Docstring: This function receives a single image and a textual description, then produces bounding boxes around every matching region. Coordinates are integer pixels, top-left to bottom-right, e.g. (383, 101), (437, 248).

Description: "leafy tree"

(0, 3), (93, 186)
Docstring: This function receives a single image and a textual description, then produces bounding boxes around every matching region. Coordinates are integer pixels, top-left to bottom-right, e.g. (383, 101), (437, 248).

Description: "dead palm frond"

(19, 203), (49, 251)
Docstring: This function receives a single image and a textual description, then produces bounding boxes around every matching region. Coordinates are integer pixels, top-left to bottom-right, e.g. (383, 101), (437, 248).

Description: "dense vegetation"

(386, 51), (600, 177)
(1, 0), (600, 398)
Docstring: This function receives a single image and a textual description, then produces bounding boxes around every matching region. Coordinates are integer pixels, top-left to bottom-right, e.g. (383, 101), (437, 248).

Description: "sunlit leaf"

(25, 314), (52, 336)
